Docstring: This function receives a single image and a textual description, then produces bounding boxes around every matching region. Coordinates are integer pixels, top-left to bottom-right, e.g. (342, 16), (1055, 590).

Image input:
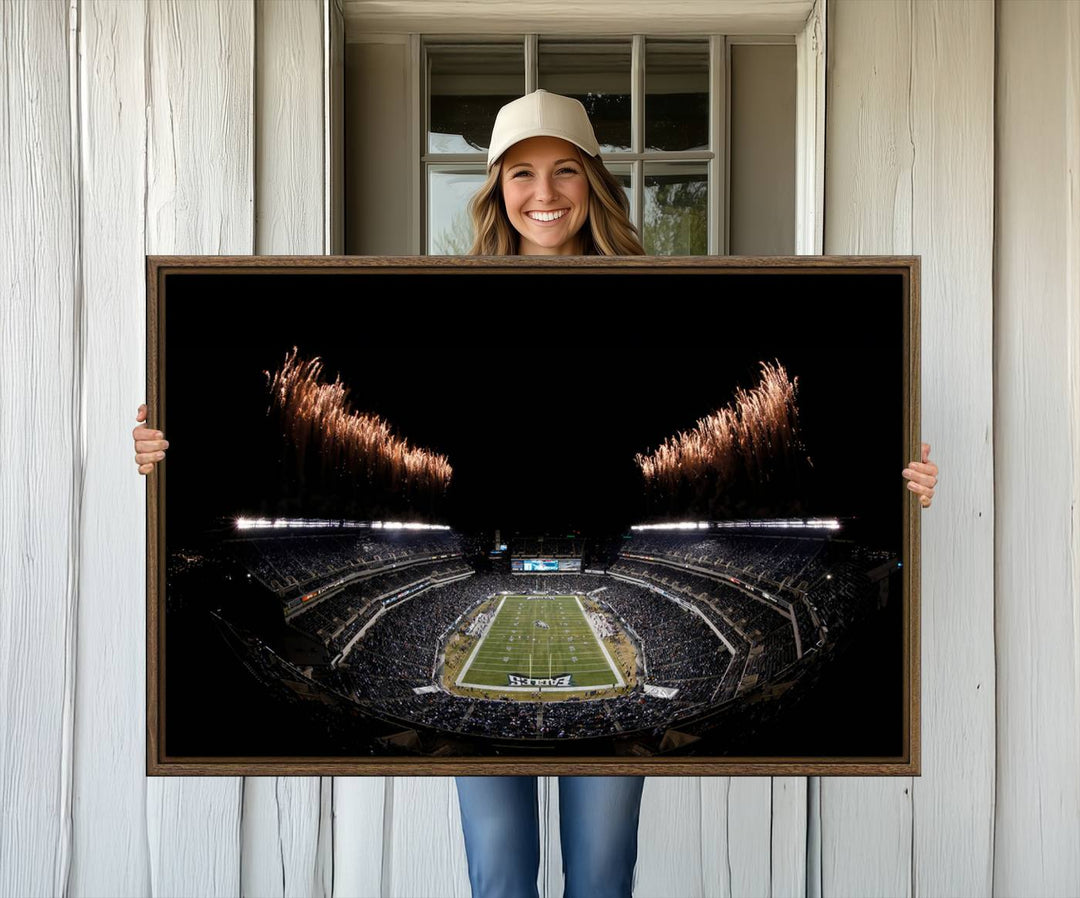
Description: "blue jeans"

(455, 775), (646, 898)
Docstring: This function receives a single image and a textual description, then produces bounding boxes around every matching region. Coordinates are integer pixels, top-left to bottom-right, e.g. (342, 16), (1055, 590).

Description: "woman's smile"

(526, 208), (569, 222)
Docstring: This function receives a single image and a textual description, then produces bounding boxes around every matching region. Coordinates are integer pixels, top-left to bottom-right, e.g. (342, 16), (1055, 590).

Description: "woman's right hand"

(133, 403), (169, 475)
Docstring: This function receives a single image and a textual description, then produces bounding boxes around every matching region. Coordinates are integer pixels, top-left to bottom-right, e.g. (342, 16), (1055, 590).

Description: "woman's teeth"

(527, 209), (567, 222)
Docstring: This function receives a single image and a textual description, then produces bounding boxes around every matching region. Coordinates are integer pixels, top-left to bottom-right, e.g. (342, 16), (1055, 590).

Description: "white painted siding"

(385, 778), (471, 898)
(1, 2), (1078, 897)
(143, 1), (253, 891)
(0, 2), (78, 896)
(824, 3), (996, 897)
(994, 1), (1080, 893)
(71, 1), (151, 894)
(245, 5), (331, 893)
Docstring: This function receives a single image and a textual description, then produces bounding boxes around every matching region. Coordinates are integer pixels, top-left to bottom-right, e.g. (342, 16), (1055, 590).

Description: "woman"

(132, 90), (939, 898)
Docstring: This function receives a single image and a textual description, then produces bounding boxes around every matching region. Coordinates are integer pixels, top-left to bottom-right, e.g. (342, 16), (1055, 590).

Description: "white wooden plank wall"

(824, 3), (996, 898)
(823, 7), (916, 892)
(0, 2), (78, 897)
(70, 1), (151, 896)
(334, 777), (386, 897)
(994, 1), (1080, 894)
(385, 777), (470, 897)
(770, 776), (809, 897)
(255, 0), (325, 257)
(3, 1), (1080, 897)
(245, 3), (331, 898)
(636, 777), (709, 897)
(142, 0), (252, 891)
(907, 5), (997, 895)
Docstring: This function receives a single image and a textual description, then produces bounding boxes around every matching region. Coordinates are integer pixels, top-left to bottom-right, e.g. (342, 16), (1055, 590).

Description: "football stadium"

(169, 516), (900, 756)
(163, 315), (905, 758)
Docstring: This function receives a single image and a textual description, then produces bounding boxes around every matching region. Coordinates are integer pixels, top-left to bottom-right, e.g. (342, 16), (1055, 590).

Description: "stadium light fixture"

(701, 517), (842, 532)
(373, 520), (451, 531)
(236, 516), (451, 532)
(630, 521), (706, 531)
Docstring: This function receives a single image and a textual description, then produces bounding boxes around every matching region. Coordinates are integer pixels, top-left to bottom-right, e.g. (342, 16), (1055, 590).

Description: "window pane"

(645, 40), (709, 152)
(538, 40), (632, 153)
(428, 44), (524, 154)
(428, 167), (487, 254)
(643, 163), (707, 255)
(604, 162), (634, 221)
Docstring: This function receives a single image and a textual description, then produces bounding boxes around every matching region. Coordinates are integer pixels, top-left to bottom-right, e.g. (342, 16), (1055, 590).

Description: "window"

(342, 33), (799, 256)
(422, 35), (793, 257)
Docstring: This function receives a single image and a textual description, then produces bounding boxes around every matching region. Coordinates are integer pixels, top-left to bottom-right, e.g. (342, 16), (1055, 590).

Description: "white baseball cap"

(486, 89), (601, 169)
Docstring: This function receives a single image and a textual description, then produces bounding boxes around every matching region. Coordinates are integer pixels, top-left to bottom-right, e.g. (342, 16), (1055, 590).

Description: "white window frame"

(392, 1), (826, 256)
(420, 34), (724, 255)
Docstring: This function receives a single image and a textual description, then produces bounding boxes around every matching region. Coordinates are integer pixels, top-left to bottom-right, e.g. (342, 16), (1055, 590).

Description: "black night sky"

(162, 269), (907, 549)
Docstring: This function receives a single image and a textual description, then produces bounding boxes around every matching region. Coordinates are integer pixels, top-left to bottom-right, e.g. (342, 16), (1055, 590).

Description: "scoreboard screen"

(511, 558), (581, 572)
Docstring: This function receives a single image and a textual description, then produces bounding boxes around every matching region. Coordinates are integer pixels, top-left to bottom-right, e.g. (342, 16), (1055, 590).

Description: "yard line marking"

(456, 595), (506, 687)
(577, 595), (625, 688)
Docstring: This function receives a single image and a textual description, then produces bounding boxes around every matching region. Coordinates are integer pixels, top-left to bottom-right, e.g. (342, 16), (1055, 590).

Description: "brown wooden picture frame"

(146, 254), (920, 776)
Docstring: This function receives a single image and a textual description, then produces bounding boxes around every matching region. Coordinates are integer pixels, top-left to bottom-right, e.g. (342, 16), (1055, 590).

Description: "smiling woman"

(466, 89), (645, 256)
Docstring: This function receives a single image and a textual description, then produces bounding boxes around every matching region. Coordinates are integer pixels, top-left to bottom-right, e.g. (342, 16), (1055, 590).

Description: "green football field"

(456, 595), (625, 691)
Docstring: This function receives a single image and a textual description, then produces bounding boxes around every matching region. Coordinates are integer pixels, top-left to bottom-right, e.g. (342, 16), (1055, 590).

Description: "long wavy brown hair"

(467, 146), (645, 256)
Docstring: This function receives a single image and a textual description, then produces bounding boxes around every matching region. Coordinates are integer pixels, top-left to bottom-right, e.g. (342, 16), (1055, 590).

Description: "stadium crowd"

(286, 558), (472, 652)
(203, 527), (890, 745)
(220, 529), (463, 598)
(623, 532), (828, 590)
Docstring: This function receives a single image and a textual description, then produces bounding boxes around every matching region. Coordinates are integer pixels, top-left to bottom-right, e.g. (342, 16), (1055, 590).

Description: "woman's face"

(499, 136), (590, 255)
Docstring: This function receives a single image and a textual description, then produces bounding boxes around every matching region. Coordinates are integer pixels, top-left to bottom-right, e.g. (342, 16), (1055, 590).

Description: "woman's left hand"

(903, 442), (938, 508)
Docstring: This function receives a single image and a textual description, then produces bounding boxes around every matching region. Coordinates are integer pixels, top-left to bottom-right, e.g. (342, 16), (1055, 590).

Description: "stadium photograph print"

(139, 92), (936, 779)
(142, 257), (927, 777)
